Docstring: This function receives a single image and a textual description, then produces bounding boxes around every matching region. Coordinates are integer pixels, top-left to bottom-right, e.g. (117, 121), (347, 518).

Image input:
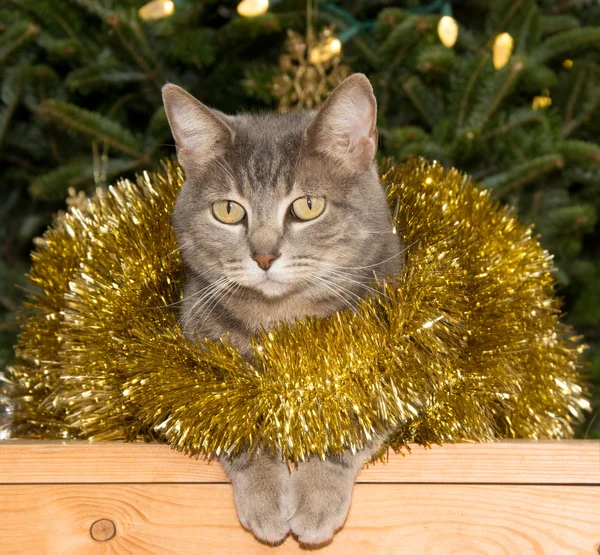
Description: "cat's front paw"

(233, 485), (290, 545)
(222, 452), (291, 545)
(287, 459), (355, 546)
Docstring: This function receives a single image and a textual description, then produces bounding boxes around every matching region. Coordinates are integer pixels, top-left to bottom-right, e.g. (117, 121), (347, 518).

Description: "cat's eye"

(212, 200), (246, 224)
(290, 196), (325, 221)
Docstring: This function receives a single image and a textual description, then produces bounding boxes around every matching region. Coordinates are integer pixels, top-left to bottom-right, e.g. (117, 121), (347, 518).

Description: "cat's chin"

(250, 278), (295, 299)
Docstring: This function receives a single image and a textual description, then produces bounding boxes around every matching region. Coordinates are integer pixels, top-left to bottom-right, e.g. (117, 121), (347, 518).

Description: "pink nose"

(252, 253), (277, 271)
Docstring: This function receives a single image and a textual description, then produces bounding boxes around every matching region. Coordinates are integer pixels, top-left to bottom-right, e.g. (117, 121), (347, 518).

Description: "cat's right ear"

(162, 84), (234, 172)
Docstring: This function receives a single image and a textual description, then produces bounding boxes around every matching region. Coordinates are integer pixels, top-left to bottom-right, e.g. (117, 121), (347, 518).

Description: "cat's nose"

(252, 253), (278, 271)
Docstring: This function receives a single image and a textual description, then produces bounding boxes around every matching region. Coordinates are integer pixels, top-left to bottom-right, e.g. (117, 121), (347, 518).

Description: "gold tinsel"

(270, 27), (350, 113)
(1, 159), (590, 460)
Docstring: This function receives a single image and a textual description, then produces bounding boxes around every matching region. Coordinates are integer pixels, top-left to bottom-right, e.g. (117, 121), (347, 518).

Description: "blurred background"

(0, 0), (599, 437)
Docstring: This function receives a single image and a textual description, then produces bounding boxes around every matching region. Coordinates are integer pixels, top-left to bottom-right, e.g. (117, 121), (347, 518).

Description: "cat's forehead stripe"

(236, 142), (298, 196)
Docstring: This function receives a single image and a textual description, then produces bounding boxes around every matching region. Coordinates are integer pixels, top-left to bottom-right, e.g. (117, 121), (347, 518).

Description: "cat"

(162, 73), (404, 546)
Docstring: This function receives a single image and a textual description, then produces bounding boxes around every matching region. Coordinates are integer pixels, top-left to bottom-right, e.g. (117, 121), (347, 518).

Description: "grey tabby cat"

(162, 74), (403, 546)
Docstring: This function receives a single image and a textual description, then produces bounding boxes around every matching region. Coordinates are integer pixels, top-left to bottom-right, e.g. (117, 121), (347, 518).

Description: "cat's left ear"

(305, 73), (377, 174)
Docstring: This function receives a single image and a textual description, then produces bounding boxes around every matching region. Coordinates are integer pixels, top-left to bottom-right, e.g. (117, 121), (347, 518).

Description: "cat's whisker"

(356, 231), (400, 236)
(143, 276), (227, 311)
(336, 245), (411, 271)
(306, 273), (359, 313)
(179, 277), (229, 328)
(316, 266), (391, 300)
(294, 260), (366, 278)
(338, 230), (458, 271)
(189, 280), (232, 326)
(222, 281), (243, 313)
(193, 279), (236, 328)
(162, 240), (193, 260)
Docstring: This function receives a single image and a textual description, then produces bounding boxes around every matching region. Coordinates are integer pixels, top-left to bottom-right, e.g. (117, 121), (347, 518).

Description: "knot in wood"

(90, 519), (116, 542)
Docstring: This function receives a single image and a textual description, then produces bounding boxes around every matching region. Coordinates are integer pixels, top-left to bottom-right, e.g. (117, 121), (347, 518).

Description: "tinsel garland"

(1, 159), (590, 460)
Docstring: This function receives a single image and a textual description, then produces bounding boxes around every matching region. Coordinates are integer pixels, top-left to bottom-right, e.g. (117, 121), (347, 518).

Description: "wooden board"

(1, 440), (599, 553)
(1, 439), (599, 484)
(1, 484), (599, 554)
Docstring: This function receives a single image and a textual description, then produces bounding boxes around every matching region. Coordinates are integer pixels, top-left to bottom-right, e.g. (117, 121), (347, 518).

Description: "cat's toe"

(288, 495), (351, 546)
(238, 509), (290, 545)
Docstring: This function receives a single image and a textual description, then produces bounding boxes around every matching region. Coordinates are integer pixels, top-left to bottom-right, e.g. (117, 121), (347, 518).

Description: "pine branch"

(38, 100), (145, 159)
(384, 126), (430, 153)
(563, 59), (590, 131)
(0, 21), (39, 65)
(10, 0), (94, 61)
(531, 27), (600, 65)
(560, 140), (600, 167)
(491, 0), (527, 40)
(106, 12), (163, 90)
(66, 0), (115, 22)
(415, 45), (456, 75)
(539, 15), (580, 36)
(515, 0), (539, 55)
(455, 53), (491, 129)
(481, 108), (548, 141)
(564, 82), (600, 137)
(543, 204), (597, 235)
(163, 28), (217, 70)
(401, 75), (443, 129)
(484, 154), (565, 195)
(144, 106), (170, 151)
(65, 63), (147, 92)
(377, 15), (423, 57)
(244, 65), (278, 105)
(0, 67), (25, 150)
(466, 59), (526, 131)
(520, 63), (558, 92)
(29, 158), (144, 200)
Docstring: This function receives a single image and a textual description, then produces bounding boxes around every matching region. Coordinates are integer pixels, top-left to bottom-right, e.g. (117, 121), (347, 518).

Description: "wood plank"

(1, 483), (598, 554)
(1, 439), (598, 484)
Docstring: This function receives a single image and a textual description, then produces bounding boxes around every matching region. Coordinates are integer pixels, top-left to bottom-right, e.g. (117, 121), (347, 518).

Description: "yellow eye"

(291, 196), (325, 221)
(212, 200), (246, 224)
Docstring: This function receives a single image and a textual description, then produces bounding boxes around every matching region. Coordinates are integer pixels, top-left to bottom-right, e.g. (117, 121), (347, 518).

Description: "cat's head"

(162, 74), (400, 306)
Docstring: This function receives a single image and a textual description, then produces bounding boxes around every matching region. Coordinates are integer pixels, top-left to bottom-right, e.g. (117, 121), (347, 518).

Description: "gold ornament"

(493, 32), (514, 70)
(2, 159), (589, 461)
(532, 90), (552, 111)
(271, 27), (350, 113)
(138, 0), (174, 21)
(237, 0), (269, 18)
(437, 16), (458, 48)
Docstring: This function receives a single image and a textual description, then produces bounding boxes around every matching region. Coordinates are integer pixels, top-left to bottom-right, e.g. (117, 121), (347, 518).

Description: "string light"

(437, 15), (458, 48)
(138, 0), (175, 21)
(532, 89), (552, 110)
(237, 0), (269, 17)
(493, 32), (514, 70)
(309, 36), (342, 64)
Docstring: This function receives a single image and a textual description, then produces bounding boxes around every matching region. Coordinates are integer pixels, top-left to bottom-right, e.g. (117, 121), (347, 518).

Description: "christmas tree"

(1, 0), (599, 436)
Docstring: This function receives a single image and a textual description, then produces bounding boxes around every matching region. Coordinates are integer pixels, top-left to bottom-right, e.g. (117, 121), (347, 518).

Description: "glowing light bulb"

(532, 92), (552, 110)
(493, 32), (514, 70)
(309, 37), (342, 64)
(139, 0), (174, 21)
(437, 15), (458, 48)
(237, 0), (269, 17)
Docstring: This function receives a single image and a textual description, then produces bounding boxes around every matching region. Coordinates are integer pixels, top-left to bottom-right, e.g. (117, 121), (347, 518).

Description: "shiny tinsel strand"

(1, 158), (590, 460)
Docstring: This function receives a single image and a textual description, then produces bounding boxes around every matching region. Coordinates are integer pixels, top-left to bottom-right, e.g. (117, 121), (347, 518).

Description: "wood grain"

(1, 483), (598, 554)
(1, 440), (599, 484)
